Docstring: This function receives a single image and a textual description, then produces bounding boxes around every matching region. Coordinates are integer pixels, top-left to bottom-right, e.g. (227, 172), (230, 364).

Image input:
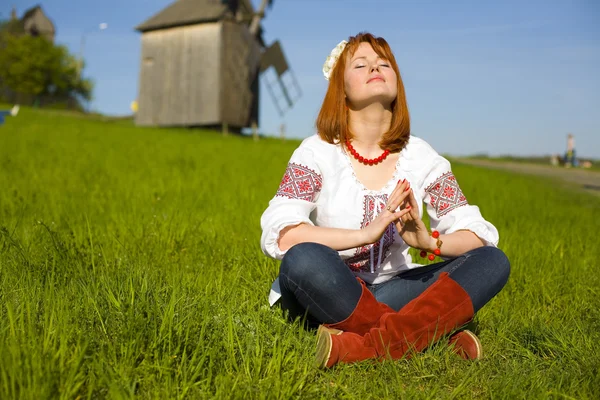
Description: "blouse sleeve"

(260, 145), (323, 260)
(417, 142), (499, 247)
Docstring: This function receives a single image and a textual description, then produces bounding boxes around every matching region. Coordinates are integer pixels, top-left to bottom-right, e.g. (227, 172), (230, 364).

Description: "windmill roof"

(18, 5), (55, 34)
(135, 0), (256, 32)
(21, 5), (42, 20)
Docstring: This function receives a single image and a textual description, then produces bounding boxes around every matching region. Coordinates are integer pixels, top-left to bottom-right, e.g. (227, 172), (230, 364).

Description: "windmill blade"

(261, 40), (301, 116)
(260, 40), (288, 76)
(249, 0), (271, 36)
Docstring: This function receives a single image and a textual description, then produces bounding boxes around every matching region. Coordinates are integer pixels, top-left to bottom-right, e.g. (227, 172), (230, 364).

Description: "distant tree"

(0, 28), (93, 106)
(0, 17), (25, 39)
(0, 18), (25, 95)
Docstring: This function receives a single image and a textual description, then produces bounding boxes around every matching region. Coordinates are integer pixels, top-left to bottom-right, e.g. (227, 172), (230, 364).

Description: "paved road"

(455, 159), (600, 197)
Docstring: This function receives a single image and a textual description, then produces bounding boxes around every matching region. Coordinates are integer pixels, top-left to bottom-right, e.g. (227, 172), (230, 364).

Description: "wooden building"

(134, 0), (266, 130)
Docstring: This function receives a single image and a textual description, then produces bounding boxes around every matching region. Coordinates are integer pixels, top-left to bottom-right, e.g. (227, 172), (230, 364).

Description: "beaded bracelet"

(419, 230), (443, 261)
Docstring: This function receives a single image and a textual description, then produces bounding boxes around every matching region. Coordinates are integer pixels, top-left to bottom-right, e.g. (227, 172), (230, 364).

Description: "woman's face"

(343, 42), (397, 109)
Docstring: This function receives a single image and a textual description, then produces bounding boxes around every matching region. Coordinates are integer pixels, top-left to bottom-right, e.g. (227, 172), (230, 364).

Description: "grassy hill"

(1, 107), (599, 398)
(461, 154), (599, 171)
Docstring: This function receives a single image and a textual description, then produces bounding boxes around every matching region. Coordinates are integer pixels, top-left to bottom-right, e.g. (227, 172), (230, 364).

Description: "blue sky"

(5, 0), (600, 158)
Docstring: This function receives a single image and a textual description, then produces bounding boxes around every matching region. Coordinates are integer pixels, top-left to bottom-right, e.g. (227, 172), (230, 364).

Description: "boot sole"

(451, 329), (483, 360)
(315, 325), (335, 368)
(462, 329), (483, 359)
(320, 326), (343, 335)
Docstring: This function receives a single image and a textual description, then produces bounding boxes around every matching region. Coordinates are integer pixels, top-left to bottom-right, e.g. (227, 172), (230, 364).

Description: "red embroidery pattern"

(345, 194), (394, 273)
(426, 172), (468, 218)
(275, 163), (323, 202)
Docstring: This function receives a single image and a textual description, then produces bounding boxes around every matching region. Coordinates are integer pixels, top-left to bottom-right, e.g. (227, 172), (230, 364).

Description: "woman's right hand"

(360, 179), (412, 245)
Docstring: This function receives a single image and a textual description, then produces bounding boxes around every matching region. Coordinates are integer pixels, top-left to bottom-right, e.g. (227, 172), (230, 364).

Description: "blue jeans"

(278, 242), (510, 326)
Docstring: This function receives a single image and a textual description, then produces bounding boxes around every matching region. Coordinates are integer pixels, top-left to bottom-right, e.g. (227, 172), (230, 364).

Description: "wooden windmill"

(134, 0), (301, 132)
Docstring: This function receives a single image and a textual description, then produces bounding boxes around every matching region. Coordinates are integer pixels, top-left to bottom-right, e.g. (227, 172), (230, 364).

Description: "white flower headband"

(322, 40), (348, 81)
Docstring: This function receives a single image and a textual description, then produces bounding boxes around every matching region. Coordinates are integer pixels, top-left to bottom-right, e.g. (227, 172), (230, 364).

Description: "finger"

(387, 183), (412, 212)
(398, 197), (417, 227)
(388, 205), (410, 221)
(399, 208), (412, 225)
(400, 196), (414, 217)
(388, 179), (409, 202)
(391, 207), (411, 222)
(395, 218), (404, 234)
(407, 186), (418, 206)
(406, 189), (420, 218)
(395, 216), (407, 234)
(401, 208), (412, 222)
(394, 189), (416, 220)
(397, 191), (413, 216)
(395, 178), (409, 189)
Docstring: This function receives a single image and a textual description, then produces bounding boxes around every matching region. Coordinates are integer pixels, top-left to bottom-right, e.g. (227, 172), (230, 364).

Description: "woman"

(259, 32), (510, 369)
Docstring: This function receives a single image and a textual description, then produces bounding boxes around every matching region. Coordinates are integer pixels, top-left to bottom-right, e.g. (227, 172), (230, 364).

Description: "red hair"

(315, 32), (410, 153)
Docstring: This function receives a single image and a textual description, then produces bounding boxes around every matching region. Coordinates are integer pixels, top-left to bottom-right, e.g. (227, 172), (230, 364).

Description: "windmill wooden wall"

(221, 20), (261, 128)
(136, 21), (261, 129)
(136, 23), (222, 127)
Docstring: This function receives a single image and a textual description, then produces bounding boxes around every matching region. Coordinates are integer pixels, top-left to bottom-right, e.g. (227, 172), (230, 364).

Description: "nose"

(370, 64), (380, 73)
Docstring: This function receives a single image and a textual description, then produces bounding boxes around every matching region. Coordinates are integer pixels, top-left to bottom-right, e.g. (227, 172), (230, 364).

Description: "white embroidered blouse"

(260, 134), (499, 306)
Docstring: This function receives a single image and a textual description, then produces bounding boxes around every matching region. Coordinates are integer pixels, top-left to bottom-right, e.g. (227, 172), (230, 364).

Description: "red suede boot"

(323, 278), (394, 336)
(315, 272), (474, 368)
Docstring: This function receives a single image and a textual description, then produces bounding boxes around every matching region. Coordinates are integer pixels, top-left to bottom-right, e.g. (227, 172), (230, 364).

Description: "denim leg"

(278, 242), (363, 324)
(371, 246), (510, 313)
(446, 246), (511, 312)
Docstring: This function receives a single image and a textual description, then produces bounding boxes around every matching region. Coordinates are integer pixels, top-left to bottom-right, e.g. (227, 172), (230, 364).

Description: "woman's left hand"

(395, 185), (435, 252)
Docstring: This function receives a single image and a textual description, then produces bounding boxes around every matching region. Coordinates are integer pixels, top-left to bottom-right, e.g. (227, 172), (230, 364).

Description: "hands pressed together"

(361, 179), (435, 252)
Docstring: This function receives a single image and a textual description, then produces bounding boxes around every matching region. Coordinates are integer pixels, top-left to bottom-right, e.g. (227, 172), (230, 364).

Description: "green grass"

(1, 107), (599, 399)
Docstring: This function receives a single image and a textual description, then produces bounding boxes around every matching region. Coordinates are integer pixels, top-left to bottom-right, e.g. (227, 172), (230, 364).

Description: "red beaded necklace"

(346, 140), (390, 166)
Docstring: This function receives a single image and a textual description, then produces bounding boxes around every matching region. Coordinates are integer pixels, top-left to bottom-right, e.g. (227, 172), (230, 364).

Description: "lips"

(367, 75), (385, 83)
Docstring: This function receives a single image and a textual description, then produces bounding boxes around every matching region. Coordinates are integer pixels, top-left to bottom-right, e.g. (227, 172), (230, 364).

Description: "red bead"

(433, 248), (441, 256)
(420, 250), (427, 258)
(432, 231), (440, 239)
(428, 254), (435, 261)
(345, 140), (390, 166)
